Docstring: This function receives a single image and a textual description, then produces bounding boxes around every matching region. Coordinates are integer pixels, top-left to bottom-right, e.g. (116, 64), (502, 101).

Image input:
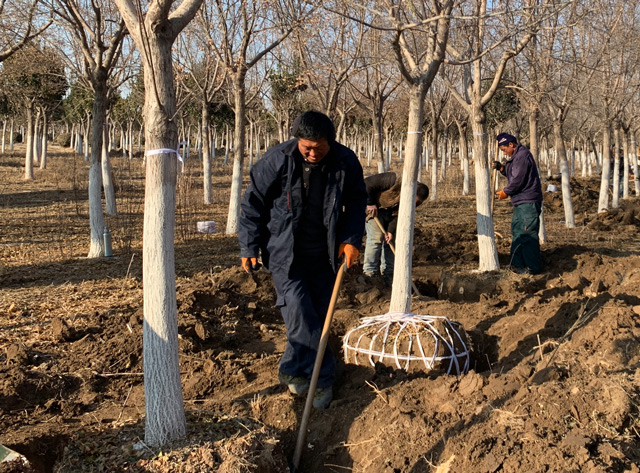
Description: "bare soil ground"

(1, 144), (640, 473)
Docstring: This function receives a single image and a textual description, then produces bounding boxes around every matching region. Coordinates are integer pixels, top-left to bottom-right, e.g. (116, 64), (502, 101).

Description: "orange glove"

(241, 257), (261, 273)
(496, 190), (508, 201)
(338, 243), (359, 268)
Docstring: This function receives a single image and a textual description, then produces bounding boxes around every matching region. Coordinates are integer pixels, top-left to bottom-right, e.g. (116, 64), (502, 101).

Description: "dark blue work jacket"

(501, 144), (543, 206)
(238, 139), (367, 274)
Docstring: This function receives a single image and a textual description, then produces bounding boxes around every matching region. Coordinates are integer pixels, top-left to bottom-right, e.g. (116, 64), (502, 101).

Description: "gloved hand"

(241, 257), (261, 273)
(338, 243), (359, 268)
(491, 161), (504, 172)
(496, 190), (508, 200)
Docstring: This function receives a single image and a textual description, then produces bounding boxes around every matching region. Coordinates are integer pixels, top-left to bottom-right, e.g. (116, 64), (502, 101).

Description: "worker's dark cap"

(496, 133), (517, 145)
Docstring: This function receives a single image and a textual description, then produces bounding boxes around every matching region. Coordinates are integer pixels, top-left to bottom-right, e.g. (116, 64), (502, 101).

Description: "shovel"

(292, 260), (347, 472)
(372, 217), (421, 297)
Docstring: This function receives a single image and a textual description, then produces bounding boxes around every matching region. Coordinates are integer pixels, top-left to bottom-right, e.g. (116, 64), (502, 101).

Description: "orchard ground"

(1, 144), (640, 473)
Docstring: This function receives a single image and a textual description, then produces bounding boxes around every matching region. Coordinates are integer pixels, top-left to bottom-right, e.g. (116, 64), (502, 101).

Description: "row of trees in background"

(3, 0), (640, 447)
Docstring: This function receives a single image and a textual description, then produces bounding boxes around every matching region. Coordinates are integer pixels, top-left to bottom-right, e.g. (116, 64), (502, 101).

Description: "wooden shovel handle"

(292, 261), (347, 471)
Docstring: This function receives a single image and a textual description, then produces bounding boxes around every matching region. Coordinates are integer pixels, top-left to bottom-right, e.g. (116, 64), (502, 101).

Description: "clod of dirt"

(5, 344), (31, 366)
(51, 318), (73, 342)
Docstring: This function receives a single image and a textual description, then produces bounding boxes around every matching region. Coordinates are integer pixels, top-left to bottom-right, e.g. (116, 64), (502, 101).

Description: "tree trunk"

(2, 119), (6, 153)
(470, 108), (499, 271)
(631, 131), (639, 197)
(528, 108), (546, 244)
(102, 123), (117, 216)
(202, 102), (213, 204)
(24, 105), (34, 180)
(226, 71), (247, 234)
(33, 109), (41, 166)
(457, 120), (470, 196)
(389, 82), (427, 314)
(622, 127), (629, 199)
(87, 82), (108, 258)
(597, 122), (612, 212)
(39, 113), (48, 169)
(612, 126), (621, 208)
(139, 36), (186, 447)
(552, 120), (575, 228)
(429, 127), (438, 201)
(9, 119), (14, 151)
(372, 111), (385, 171)
(83, 116), (91, 162)
(128, 120), (134, 160)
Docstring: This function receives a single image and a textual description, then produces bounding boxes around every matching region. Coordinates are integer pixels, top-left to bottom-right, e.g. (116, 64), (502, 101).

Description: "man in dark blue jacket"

(238, 111), (367, 409)
(493, 133), (543, 274)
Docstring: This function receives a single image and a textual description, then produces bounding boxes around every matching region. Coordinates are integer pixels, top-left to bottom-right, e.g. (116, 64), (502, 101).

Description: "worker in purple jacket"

(492, 133), (543, 274)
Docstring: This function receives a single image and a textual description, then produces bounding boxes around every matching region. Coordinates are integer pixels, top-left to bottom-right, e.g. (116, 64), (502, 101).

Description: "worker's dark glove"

(491, 161), (504, 172)
(241, 257), (261, 273)
(338, 243), (359, 268)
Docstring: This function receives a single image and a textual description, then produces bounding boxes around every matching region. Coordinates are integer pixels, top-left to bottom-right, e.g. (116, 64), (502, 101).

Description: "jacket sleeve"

(364, 172), (397, 205)
(338, 154), (368, 247)
(238, 153), (281, 258)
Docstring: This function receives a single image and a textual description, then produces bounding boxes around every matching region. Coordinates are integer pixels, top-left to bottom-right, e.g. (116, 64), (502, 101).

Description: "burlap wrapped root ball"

(343, 313), (470, 375)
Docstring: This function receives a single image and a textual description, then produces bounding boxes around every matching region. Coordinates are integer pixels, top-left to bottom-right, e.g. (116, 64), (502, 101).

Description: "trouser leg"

(363, 219), (383, 275)
(271, 258), (336, 388)
(511, 202), (542, 274)
(378, 212), (395, 277)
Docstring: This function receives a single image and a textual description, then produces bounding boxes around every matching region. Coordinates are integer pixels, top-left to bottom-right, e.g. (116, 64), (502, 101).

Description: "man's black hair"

(416, 182), (429, 202)
(292, 111), (336, 143)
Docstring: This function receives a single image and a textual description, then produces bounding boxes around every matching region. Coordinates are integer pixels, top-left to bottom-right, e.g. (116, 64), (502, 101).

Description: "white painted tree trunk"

(226, 72), (247, 235)
(24, 105), (34, 180)
(612, 127), (621, 208)
(114, 0), (202, 446)
(102, 125), (117, 216)
(553, 121), (575, 228)
(128, 121), (134, 160)
(87, 86), (107, 258)
(631, 132), (639, 197)
(470, 116), (499, 271)
(202, 103), (213, 204)
(597, 124), (612, 212)
(622, 128), (629, 199)
(529, 111), (546, 244)
(457, 121), (470, 196)
(39, 114), (48, 169)
(83, 117), (90, 162)
(33, 110), (41, 166)
(430, 130), (438, 201)
(9, 119), (14, 151)
(139, 63), (186, 448)
(389, 83), (427, 314)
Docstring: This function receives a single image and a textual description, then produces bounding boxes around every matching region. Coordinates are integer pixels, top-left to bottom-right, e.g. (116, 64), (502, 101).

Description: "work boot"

(313, 386), (333, 409)
(382, 274), (393, 287)
(278, 372), (309, 396)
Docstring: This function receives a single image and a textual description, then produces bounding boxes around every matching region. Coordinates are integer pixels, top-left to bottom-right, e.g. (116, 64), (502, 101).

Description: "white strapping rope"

(343, 312), (470, 375)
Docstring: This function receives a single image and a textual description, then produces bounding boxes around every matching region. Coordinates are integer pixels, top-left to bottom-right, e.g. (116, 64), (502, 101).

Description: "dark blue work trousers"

(271, 254), (336, 388)
(511, 202), (542, 274)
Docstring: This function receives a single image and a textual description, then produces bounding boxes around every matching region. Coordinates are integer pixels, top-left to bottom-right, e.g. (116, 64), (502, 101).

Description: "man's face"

(499, 142), (516, 157)
(298, 138), (330, 163)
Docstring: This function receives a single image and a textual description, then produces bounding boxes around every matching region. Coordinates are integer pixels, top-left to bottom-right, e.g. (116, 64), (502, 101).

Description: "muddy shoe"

(313, 386), (333, 409)
(278, 372), (310, 396)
